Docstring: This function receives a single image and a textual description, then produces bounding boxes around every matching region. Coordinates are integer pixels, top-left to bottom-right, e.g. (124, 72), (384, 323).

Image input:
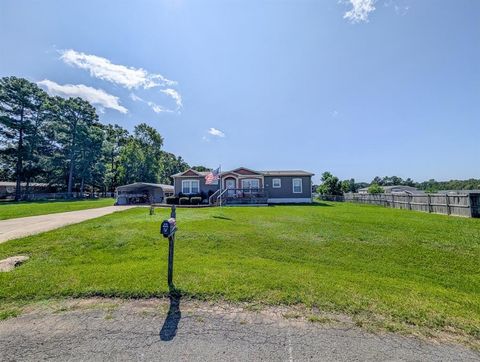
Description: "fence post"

(408, 194), (412, 210)
(467, 195), (473, 218)
(427, 194), (431, 213)
(445, 194), (450, 215)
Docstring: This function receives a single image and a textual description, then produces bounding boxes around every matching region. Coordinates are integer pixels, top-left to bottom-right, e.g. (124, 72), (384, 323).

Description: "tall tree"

(158, 152), (190, 184)
(76, 121), (105, 194)
(103, 124), (128, 193)
(118, 123), (164, 184)
(133, 123), (163, 182)
(191, 165), (210, 172)
(317, 171), (343, 195)
(0, 77), (47, 200)
(341, 178), (357, 193)
(50, 96), (99, 196)
(23, 92), (51, 194)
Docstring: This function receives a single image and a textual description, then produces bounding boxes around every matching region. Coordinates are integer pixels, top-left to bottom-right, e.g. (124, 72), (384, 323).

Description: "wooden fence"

(319, 193), (480, 218)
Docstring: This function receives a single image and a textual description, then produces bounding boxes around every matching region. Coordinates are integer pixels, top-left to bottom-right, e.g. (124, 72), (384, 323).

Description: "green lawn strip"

(0, 203), (478, 341)
(0, 198), (115, 220)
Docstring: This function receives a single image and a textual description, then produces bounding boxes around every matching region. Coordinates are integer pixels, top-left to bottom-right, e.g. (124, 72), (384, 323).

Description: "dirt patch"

(0, 255), (29, 272)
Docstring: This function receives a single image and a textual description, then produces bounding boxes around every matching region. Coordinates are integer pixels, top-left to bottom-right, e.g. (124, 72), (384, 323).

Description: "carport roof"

(116, 182), (174, 192)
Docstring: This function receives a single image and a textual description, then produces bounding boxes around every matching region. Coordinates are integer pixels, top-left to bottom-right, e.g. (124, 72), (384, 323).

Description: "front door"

(225, 179), (236, 196)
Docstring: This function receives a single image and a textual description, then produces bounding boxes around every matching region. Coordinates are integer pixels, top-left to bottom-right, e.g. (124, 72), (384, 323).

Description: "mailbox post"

(161, 205), (177, 288)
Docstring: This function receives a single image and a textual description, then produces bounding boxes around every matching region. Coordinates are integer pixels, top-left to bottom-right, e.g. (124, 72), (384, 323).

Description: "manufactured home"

(171, 167), (314, 205)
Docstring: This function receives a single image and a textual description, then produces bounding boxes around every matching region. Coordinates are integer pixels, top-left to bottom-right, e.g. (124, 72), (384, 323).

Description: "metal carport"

(115, 183), (174, 205)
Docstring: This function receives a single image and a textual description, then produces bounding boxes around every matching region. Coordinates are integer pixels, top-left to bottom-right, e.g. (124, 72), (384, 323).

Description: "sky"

(1, 0), (479, 183)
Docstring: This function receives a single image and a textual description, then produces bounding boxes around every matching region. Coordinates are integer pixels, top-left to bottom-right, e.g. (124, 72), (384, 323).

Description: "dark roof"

(259, 170), (314, 176)
(171, 168), (314, 177)
(171, 169), (210, 177)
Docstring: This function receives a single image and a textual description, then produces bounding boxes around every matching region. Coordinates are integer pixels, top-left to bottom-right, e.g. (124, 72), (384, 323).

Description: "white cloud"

(147, 101), (173, 114)
(208, 128), (225, 138)
(394, 4), (409, 16)
(343, 0), (376, 23)
(60, 49), (177, 89)
(38, 79), (128, 114)
(160, 88), (183, 109)
(331, 110), (339, 118)
(129, 93), (143, 102)
(130, 92), (174, 113)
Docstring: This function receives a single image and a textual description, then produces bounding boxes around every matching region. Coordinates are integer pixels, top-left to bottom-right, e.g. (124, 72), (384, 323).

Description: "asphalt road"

(0, 298), (478, 361)
(0, 206), (134, 244)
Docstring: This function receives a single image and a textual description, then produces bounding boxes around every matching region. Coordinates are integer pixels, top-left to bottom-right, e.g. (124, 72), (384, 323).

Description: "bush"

(179, 197), (190, 205)
(368, 184), (384, 194)
(190, 197), (202, 205)
(165, 196), (178, 205)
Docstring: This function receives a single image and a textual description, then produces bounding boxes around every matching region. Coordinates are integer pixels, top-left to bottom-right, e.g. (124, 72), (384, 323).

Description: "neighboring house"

(357, 185), (423, 194)
(171, 167), (314, 205)
(0, 181), (50, 199)
(116, 182), (174, 205)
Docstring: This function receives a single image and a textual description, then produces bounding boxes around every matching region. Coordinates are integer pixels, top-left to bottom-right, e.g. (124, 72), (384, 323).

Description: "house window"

(182, 179), (200, 194)
(241, 179), (260, 190)
(272, 178), (281, 188)
(292, 178), (302, 193)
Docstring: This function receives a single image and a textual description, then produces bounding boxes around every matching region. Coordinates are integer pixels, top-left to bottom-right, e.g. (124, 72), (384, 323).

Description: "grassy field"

(0, 198), (114, 220)
(0, 202), (479, 344)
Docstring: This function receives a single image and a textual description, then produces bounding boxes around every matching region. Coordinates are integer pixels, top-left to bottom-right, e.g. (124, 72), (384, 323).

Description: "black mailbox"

(161, 218), (176, 238)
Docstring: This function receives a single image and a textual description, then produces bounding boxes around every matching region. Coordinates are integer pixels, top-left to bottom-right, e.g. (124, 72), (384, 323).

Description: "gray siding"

(173, 176), (219, 195)
(264, 176), (312, 199)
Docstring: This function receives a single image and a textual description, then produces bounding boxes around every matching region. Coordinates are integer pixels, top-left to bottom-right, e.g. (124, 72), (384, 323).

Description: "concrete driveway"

(0, 206), (134, 243)
(0, 298), (478, 361)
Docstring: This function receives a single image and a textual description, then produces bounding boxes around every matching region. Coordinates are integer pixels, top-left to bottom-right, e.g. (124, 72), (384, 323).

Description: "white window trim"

(241, 178), (260, 189)
(292, 178), (302, 193)
(181, 179), (200, 194)
(272, 178), (281, 188)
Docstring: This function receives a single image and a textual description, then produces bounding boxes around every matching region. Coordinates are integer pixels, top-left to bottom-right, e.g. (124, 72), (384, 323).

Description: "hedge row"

(166, 196), (203, 205)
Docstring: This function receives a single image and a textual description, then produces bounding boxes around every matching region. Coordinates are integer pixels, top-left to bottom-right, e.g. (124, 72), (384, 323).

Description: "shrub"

(368, 184), (384, 194)
(165, 196), (178, 205)
(179, 197), (190, 205)
(190, 197), (202, 205)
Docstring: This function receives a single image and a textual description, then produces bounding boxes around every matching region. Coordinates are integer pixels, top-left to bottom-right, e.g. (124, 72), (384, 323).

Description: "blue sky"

(1, 0), (479, 183)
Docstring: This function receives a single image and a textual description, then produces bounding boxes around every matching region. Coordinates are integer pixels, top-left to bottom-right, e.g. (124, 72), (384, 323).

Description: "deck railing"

(223, 188), (268, 203)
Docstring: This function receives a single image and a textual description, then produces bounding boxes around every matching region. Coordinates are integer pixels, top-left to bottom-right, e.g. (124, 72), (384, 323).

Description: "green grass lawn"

(0, 202), (479, 343)
(0, 198), (114, 220)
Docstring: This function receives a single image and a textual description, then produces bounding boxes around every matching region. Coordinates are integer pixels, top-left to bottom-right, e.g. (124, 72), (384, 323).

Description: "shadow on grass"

(0, 198), (113, 206)
(159, 287), (182, 341)
(212, 215), (233, 221)
(268, 202), (335, 207)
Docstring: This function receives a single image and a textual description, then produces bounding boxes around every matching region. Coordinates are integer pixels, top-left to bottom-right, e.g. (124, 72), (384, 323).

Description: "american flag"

(205, 166), (220, 185)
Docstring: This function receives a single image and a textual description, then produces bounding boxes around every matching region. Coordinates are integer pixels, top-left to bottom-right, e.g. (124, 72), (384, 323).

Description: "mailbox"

(161, 218), (176, 238)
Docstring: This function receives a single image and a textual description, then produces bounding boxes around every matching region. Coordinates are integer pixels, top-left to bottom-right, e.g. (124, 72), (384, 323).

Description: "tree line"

(316, 172), (480, 195)
(0, 76), (197, 201)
